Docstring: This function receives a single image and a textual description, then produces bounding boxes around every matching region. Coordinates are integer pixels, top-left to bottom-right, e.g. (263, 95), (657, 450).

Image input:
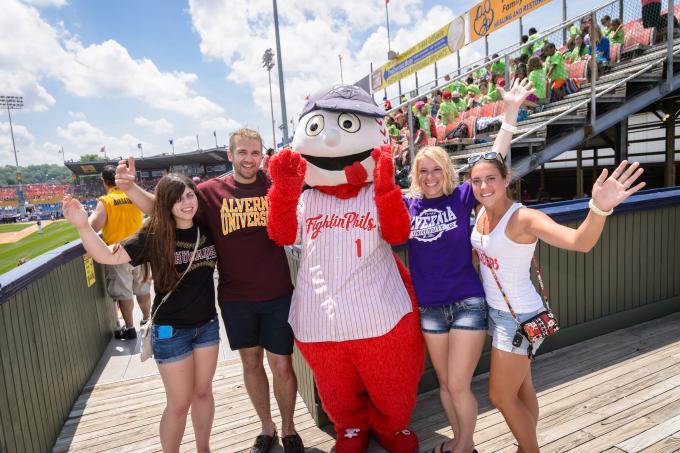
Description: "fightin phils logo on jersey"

(409, 207), (457, 242)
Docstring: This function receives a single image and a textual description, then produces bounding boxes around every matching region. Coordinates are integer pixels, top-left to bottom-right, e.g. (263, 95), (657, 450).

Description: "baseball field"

(0, 221), (79, 275)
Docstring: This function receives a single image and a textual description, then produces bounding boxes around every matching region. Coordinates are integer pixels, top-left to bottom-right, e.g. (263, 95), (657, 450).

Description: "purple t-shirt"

(404, 180), (485, 307)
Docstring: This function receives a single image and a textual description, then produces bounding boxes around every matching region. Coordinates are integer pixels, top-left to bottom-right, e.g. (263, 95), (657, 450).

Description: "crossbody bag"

(139, 226), (201, 362)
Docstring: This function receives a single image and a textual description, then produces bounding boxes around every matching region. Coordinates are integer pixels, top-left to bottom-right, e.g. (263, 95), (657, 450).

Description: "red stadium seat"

(622, 20), (653, 54)
(567, 59), (588, 79)
(463, 116), (477, 139)
(494, 100), (505, 116)
(480, 102), (495, 118)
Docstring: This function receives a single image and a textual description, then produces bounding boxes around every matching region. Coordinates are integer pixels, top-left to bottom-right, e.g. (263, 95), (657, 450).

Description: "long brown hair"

(139, 174), (200, 292)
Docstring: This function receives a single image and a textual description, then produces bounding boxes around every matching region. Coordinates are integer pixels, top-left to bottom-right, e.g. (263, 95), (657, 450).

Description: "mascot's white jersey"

(290, 185), (412, 342)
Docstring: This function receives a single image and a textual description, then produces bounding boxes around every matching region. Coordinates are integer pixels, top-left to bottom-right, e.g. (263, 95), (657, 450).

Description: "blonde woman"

(403, 79), (534, 453)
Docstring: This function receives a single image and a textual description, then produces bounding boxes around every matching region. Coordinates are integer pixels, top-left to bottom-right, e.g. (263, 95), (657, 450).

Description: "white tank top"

(290, 185), (412, 342)
(470, 202), (544, 314)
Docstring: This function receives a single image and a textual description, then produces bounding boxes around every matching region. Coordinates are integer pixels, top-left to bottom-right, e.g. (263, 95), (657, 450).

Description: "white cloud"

(56, 120), (147, 159)
(174, 135), (200, 153)
(0, 122), (66, 165)
(199, 117), (241, 134)
(22, 0), (68, 7)
(2, 0), (222, 117)
(68, 111), (85, 120)
(188, 0), (454, 137)
(135, 117), (174, 135)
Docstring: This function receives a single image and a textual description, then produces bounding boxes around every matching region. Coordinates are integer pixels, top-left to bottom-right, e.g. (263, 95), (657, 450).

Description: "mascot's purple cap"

(300, 85), (386, 120)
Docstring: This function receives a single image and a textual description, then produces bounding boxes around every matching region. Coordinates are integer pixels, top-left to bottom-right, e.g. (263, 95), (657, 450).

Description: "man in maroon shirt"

(116, 129), (302, 453)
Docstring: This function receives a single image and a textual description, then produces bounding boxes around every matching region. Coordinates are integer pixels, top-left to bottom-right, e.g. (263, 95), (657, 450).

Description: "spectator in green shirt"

(543, 42), (568, 101)
(465, 76), (481, 96)
(490, 53), (506, 76)
(473, 64), (488, 81)
(527, 56), (547, 101)
(437, 91), (458, 126)
(386, 116), (400, 140)
(451, 92), (467, 113)
(446, 79), (468, 96)
(567, 34), (587, 63)
(568, 22), (581, 38)
(520, 35), (532, 59)
(415, 100), (432, 139)
(607, 18), (624, 45)
(528, 28), (545, 55)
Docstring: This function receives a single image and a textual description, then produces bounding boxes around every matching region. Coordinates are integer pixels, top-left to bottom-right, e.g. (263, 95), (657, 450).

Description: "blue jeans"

(419, 296), (488, 333)
(152, 315), (220, 364)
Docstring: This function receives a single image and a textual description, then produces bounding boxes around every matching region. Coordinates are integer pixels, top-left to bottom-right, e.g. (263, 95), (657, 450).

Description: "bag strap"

(148, 226), (201, 324)
(474, 248), (521, 325)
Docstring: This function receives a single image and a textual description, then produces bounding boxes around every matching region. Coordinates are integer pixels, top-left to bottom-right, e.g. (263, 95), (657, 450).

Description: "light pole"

(338, 54), (344, 84)
(272, 0), (289, 143)
(262, 48), (277, 150)
(0, 95), (25, 215)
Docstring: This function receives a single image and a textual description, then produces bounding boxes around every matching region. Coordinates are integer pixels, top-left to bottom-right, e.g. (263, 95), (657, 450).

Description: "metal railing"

(387, 0), (677, 169)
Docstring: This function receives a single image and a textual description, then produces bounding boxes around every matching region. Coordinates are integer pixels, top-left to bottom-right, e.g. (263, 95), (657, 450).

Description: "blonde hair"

(229, 128), (263, 152)
(408, 146), (457, 198)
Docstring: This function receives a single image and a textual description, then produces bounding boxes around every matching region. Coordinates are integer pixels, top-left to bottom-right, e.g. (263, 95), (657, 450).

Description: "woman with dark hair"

(63, 174), (219, 453)
(467, 154), (644, 453)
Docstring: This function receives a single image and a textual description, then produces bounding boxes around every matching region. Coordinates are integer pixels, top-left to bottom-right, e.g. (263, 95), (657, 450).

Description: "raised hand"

(269, 149), (307, 196)
(115, 156), (136, 191)
(497, 78), (534, 111)
(591, 160), (645, 212)
(62, 195), (88, 228)
(372, 145), (396, 196)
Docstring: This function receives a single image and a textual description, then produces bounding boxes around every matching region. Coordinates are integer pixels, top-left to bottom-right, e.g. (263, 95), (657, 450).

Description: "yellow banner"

(469, 0), (552, 42)
(372, 16), (465, 92)
(83, 255), (96, 287)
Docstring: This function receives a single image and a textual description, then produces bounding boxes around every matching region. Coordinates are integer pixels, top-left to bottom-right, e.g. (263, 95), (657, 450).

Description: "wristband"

(589, 199), (613, 216)
(500, 122), (518, 134)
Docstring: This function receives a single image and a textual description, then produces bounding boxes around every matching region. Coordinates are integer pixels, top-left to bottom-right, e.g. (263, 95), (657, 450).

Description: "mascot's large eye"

(305, 115), (324, 136)
(337, 113), (361, 133)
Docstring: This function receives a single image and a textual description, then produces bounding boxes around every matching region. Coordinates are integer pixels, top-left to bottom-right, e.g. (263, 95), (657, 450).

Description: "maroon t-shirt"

(197, 171), (293, 303)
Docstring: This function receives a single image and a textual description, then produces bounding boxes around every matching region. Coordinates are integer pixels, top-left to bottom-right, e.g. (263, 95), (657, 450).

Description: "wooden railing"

(0, 241), (116, 452)
(292, 187), (680, 426)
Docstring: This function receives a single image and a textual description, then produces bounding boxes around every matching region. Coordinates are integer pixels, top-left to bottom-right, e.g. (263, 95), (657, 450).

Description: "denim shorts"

(151, 315), (220, 365)
(488, 307), (545, 357)
(419, 296), (488, 333)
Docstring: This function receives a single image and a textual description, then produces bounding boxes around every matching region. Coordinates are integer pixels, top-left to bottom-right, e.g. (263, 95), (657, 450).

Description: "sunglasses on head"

(467, 151), (505, 166)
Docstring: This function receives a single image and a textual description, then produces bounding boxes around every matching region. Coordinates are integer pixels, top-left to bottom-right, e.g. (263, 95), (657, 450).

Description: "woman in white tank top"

(468, 155), (645, 453)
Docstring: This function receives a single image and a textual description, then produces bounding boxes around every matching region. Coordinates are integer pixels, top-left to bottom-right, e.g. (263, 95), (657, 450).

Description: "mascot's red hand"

(372, 144), (411, 245)
(372, 145), (396, 197)
(267, 149), (307, 246)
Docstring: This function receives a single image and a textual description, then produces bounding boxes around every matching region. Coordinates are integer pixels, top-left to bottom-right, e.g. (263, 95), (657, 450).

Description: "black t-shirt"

(123, 223), (218, 328)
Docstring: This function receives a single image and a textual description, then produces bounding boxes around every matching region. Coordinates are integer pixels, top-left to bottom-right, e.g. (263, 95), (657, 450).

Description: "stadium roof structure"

(64, 147), (229, 176)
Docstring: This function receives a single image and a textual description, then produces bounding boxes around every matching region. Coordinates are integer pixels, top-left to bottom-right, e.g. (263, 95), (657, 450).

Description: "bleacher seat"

(493, 101), (505, 117)
(463, 116), (477, 139)
(622, 20), (653, 54)
(567, 59), (588, 79)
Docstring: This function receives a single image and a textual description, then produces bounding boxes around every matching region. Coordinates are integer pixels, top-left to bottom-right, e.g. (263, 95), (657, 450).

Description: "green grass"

(0, 223), (32, 233)
(0, 221), (80, 275)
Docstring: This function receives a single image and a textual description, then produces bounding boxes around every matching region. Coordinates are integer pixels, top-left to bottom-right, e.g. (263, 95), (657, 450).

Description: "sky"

(1, 0), (599, 166)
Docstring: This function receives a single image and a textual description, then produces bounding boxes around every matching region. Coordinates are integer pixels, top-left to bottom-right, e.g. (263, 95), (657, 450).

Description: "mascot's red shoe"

(333, 427), (370, 453)
(373, 429), (419, 453)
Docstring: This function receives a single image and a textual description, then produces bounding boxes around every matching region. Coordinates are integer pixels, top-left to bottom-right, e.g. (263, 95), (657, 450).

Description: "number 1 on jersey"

(355, 239), (362, 258)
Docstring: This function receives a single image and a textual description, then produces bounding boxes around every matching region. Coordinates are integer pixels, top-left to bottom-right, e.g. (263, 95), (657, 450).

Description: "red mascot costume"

(267, 85), (424, 453)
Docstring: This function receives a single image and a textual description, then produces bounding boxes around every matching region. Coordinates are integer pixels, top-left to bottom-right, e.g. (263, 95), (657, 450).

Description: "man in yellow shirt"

(89, 165), (151, 340)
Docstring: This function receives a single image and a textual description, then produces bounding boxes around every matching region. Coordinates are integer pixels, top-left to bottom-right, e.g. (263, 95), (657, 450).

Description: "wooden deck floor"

(54, 312), (680, 452)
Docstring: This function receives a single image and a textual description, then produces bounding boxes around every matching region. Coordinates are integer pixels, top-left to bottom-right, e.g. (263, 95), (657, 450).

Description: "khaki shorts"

(104, 263), (151, 301)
